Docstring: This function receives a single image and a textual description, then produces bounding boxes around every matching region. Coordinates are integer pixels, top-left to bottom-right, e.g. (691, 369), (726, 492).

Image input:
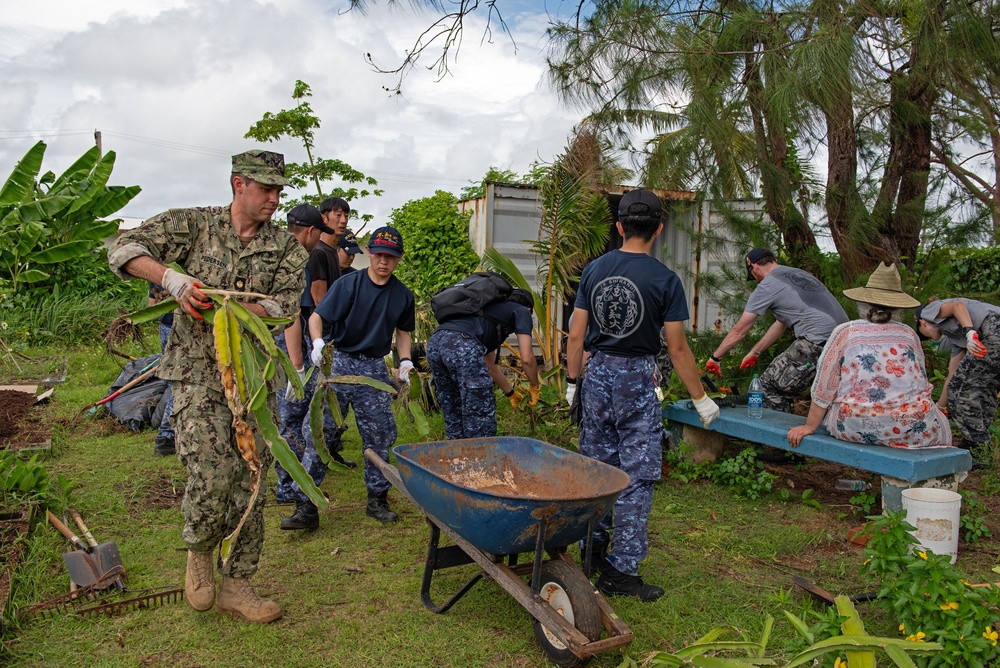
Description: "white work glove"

(565, 382), (577, 406)
(284, 367), (308, 402)
(397, 359), (415, 383)
(966, 328), (988, 358)
(692, 394), (720, 428)
(310, 338), (326, 368)
(162, 267), (210, 320)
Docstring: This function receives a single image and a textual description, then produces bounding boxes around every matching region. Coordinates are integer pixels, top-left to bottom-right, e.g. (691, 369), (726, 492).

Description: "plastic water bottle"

(835, 479), (872, 491)
(748, 374), (764, 419)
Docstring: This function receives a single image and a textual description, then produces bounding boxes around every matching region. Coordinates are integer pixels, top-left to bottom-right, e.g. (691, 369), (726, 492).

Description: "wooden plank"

(663, 402), (972, 482)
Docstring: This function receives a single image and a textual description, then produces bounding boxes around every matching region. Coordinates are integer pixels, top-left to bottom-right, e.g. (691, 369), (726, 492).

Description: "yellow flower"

(863, 558), (872, 566)
(918, 551), (928, 560)
(984, 626), (998, 646)
(906, 631), (926, 642)
(834, 658), (848, 668)
(899, 623), (906, 633)
(940, 601), (959, 610)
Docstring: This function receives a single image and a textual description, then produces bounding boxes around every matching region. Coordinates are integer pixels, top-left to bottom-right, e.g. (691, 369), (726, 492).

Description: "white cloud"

(0, 0), (583, 225)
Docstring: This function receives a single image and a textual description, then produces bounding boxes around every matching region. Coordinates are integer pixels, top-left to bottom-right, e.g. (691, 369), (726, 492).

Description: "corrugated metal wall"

(459, 183), (764, 333)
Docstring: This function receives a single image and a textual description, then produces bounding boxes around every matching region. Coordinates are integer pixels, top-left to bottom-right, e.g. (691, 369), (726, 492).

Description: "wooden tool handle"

(68, 508), (99, 548)
(46, 510), (92, 553)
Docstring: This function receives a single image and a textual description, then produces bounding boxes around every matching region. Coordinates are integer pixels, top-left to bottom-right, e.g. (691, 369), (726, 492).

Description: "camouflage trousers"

(331, 352), (396, 496)
(426, 329), (497, 440)
(273, 333), (341, 503)
(948, 313), (1000, 444)
(578, 351), (661, 576)
(157, 322), (174, 440)
(170, 382), (273, 578)
(759, 338), (824, 413)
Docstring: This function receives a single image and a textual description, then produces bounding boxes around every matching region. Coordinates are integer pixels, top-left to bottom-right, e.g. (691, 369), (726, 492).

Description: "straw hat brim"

(842, 286), (920, 309)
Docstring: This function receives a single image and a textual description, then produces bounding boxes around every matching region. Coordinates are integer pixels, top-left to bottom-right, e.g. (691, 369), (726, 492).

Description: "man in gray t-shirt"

(705, 248), (849, 412)
(916, 297), (1000, 445)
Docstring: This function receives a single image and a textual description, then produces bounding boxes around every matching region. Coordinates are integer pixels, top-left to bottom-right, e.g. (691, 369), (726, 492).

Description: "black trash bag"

(103, 355), (167, 432)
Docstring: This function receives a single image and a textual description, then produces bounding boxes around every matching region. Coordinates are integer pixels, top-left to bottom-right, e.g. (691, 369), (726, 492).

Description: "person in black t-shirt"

(426, 289), (542, 439)
(307, 226), (415, 525)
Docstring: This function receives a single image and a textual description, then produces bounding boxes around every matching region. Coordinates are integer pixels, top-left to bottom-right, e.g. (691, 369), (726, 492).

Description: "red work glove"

(740, 351), (760, 370)
(705, 356), (722, 377)
(966, 329), (988, 358)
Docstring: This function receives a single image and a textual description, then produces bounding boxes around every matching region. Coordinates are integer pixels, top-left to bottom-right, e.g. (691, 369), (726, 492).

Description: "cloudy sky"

(1, 0), (591, 230)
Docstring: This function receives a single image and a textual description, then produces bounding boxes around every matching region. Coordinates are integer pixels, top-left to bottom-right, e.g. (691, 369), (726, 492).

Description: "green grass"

(2, 342), (999, 667)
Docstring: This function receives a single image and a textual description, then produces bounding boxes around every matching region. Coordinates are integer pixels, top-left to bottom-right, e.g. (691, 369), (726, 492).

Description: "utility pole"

(94, 129), (102, 153)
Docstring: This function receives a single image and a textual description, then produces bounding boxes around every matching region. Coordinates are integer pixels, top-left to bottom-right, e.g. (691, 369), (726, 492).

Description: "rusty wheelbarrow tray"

(365, 437), (633, 668)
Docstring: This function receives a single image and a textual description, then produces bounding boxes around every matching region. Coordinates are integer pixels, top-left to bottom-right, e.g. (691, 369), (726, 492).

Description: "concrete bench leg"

(881, 472), (969, 512)
(669, 422), (726, 465)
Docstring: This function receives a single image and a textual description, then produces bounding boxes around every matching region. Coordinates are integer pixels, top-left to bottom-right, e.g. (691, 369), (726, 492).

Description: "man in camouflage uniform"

(108, 150), (307, 624)
(706, 248), (848, 412)
(566, 189), (719, 602)
(917, 297), (1000, 448)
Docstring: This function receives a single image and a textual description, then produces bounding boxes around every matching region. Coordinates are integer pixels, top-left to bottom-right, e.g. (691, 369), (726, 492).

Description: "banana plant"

(0, 141), (140, 292)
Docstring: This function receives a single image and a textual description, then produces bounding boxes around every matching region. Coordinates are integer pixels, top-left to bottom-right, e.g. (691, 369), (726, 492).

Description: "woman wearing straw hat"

(787, 263), (952, 449)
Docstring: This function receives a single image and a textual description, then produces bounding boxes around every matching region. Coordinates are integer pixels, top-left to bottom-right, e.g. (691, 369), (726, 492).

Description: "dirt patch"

(129, 475), (184, 512)
(0, 508), (31, 611)
(0, 390), (37, 439)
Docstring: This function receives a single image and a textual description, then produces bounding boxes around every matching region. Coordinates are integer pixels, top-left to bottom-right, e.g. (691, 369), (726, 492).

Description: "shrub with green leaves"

(389, 190), (480, 338)
(862, 510), (1000, 667)
(710, 447), (777, 500)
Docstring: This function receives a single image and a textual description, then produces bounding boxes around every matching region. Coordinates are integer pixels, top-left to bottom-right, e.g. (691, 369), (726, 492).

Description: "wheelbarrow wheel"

(531, 560), (601, 668)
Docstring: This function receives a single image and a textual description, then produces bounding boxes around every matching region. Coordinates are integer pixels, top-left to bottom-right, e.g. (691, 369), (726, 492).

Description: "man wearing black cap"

(336, 229), (363, 274)
(108, 150), (306, 623)
(566, 189), (719, 602)
(307, 226), (415, 524)
(706, 248), (848, 413)
(273, 204), (337, 531)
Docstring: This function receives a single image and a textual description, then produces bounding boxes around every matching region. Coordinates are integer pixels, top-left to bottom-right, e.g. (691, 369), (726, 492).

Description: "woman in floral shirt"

(787, 263), (952, 449)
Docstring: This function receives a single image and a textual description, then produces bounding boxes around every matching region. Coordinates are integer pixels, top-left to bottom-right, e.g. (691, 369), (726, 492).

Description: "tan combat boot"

(215, 576), (282, 623)
(185, 549), (216, 612)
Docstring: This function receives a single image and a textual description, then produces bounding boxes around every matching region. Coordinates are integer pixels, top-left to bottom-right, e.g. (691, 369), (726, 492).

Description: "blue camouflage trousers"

(578, 351), (661, 576)
(426, 329), (497, 440)
(170, 382), (272, 578)
(948, 313), (1000, 444)
(332, 352), (396, 496)
(157, 321), (175, 440)
(759, 338), (823, 412)
(273, 333), (343, 503)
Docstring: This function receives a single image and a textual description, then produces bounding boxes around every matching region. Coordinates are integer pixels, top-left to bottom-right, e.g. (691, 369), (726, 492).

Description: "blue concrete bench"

(662, 401), (972, 510)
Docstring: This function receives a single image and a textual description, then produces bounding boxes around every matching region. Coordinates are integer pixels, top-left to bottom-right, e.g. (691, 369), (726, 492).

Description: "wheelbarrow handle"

(47, 511), (93, 553)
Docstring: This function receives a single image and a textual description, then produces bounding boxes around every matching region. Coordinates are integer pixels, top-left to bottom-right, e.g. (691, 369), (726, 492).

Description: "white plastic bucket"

(901, 488), (962, 564)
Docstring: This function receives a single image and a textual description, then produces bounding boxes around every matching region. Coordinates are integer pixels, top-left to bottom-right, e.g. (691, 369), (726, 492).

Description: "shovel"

(69, 508), (126, 591)
(46, 511), (124, 590)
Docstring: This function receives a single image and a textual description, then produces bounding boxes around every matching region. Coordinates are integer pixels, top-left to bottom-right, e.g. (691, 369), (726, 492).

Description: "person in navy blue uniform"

(426, 288), (541, 439)
(307, 226), (415, 524)
(271, 204), (337, 531)
(566, 189), (719, 602)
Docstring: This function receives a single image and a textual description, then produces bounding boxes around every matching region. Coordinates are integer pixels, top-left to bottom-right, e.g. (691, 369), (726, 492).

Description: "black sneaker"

(153, 436), (176, 456)
(279, 501), (319, 531)
(365, 492), (399, 524)
(581, 538), (609, 578)
(596, 562), (664, 602)
(757, 447), (805, 465)
(331, 451), (357, 470)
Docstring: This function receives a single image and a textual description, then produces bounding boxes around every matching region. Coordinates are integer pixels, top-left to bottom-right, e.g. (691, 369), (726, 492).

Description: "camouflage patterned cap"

(231, 150), (289, 186)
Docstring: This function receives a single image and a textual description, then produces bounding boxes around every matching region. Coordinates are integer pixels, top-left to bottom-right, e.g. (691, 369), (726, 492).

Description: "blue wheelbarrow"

(364, 437), (634, 667)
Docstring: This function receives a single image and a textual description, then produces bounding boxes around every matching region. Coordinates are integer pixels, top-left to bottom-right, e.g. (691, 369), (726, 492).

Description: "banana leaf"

(252, 402), (328, 510)
(0, 141), (45, 207)
(47, 145), (99, 195)
(32, 241), (94, 264)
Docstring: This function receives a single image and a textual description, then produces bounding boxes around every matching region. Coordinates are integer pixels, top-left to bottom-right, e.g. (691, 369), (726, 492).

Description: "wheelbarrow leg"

(420, 519), (484, 614)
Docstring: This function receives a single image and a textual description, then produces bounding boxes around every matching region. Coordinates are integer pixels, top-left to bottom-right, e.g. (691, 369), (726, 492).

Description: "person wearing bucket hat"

(787, 263), (951, 450)
(707, 248), (848, 414)
(916, 295), (1000, 449)
(307, 225), (415, 525)
(108, 149), (306, 623)
(566, 189), (719, 602)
